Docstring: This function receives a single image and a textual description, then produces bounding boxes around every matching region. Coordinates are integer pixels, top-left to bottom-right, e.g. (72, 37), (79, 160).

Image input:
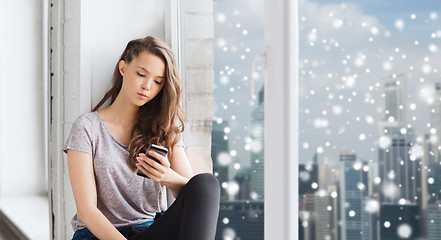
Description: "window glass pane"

(299, 1), (441, 239)
(212, 1), (264, 239)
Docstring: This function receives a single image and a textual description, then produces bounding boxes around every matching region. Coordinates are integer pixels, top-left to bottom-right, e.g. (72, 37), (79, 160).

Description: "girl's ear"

(119, 60), (127, 76)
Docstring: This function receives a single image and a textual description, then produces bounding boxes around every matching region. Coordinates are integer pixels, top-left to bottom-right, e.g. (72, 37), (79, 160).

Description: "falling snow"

(397, 224), (412, 238)
(213, 0), (441, 238)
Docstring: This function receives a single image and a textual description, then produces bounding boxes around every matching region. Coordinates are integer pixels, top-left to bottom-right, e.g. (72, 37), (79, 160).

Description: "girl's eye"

(137, 72), (145, 77)
(154, 80), (163, 84)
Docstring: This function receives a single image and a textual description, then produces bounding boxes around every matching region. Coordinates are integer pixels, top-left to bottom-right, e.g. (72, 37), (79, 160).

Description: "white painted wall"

(83, 0), (166, 109)
(0, 0), (46, 197)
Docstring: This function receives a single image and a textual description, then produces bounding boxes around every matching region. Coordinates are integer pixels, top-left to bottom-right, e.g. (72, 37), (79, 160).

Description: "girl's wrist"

(160, 169), (189, 192)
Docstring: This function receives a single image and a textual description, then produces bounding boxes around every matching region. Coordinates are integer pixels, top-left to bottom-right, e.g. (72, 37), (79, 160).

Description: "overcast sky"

(298, 0), (441, 166)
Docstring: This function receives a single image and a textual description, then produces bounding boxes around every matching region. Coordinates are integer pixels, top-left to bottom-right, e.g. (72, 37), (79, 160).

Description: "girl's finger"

(147, 150), (171, 168)
(136, 163), (153, 179)
(139, 155), (166, 174)
(137, 158), (165, 180)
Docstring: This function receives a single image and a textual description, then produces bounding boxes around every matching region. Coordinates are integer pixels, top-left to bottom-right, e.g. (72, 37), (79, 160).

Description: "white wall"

(85, 0), (166, 109)
(0, 0), (46, 197)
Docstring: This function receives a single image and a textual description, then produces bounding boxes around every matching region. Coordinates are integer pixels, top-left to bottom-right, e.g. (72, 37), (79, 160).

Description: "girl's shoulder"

(73, 111), (100, 127)
(64, 112), (101, 155)
(69, 112), (103, 139)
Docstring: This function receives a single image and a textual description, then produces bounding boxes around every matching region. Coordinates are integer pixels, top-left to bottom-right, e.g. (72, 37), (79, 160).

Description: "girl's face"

(118, 51), (166, 107)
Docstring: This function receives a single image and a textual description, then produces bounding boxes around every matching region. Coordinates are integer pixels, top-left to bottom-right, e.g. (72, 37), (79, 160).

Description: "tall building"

(376, 75), (425, 238)
(421, 133), (435, 236)
(361, 196), (378, 240)
(234, 168), (251, 200)
(328, 185), (340, 240)
(367, 161), (379, 197)
(380, 204), (420, 239)
(215, 201), (264, 240)
(378, 127), (421, 204)
(301, 193), (316, 212)
(250, 85), (264, 200)
(377, 76), (420, 205)
(378, 74), (407, 132)
(339, 152), (372, 240)
(299, 211), (314, 240)
(299, 159), (319, 240)
(212, 120), (230, 200)
(427, 164), (441, 204)
(430, 82), (441, 163)
(299, 163), (319, 195)
(299, 218), (305, 240)
(315, 191), (338, 240)
(300, 193), (316, 240)
(426, 202), (441, 240)
(319, 161), (330, 191)
(419, 132), (441, 239)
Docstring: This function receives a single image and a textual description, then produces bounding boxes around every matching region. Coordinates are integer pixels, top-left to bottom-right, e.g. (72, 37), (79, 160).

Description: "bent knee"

(189, 173), (219, 187)
(186, 173), (220, 197)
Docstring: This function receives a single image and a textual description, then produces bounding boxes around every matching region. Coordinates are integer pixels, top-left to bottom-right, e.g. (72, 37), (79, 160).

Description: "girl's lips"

(138, 93), (148, 99)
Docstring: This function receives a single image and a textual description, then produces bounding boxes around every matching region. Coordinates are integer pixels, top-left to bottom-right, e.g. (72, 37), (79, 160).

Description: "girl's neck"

(103, 94), (139, 127)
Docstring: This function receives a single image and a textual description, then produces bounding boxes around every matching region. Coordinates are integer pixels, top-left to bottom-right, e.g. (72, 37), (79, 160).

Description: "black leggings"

(121, 173), (220, 240)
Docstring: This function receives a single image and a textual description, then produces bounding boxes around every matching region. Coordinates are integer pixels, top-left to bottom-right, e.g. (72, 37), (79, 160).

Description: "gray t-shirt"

(63, 111), (184, 232)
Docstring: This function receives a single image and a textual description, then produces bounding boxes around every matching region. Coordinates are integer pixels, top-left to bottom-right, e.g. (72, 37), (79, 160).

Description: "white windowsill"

(0, 195), (50, 240)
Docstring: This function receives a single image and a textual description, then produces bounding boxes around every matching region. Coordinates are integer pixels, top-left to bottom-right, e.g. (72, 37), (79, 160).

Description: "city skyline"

(211, 0), (440, 239)
(297, 78), (441, 239)
(212, 0), (441, 169)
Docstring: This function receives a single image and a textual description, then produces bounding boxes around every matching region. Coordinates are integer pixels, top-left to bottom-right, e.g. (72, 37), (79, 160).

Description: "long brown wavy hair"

(92, 36), (185, 171)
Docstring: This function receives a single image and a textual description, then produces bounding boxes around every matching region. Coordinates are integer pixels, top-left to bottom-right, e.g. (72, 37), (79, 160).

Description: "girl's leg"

(130, 173), (221, 240)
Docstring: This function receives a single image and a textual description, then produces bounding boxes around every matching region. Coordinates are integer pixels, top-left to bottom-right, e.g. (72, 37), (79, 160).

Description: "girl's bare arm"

(67, 150), (126, 240)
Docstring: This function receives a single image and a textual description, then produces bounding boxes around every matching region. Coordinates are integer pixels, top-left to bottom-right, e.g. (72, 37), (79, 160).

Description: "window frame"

(174, 0), (300, 238)
(263, 0), (299, 239)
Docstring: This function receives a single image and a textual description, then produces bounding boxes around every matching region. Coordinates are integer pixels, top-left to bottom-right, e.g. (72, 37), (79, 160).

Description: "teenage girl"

(64, 36), (220, 240)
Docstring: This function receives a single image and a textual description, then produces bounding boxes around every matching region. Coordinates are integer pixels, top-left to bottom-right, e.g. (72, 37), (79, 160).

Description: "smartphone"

(136, 144), (169, 178)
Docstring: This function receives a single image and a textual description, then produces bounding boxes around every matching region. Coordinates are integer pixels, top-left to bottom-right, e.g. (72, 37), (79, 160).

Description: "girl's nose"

(142, 78), (153, 90)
